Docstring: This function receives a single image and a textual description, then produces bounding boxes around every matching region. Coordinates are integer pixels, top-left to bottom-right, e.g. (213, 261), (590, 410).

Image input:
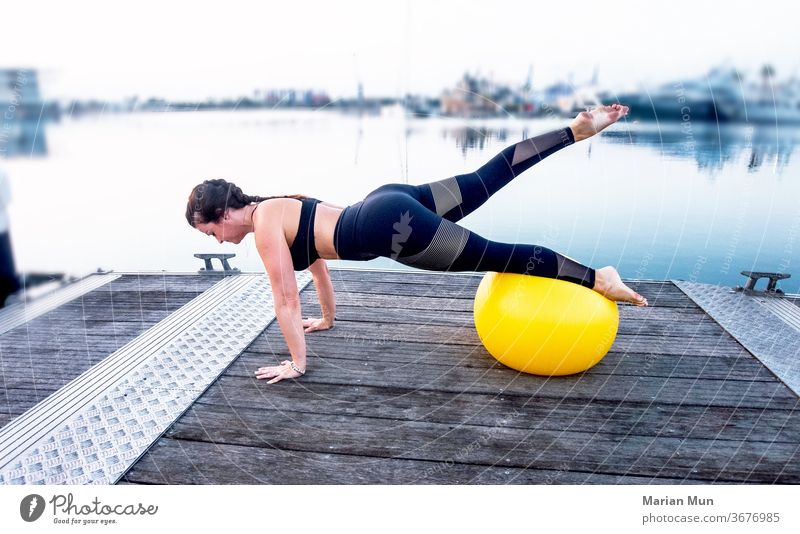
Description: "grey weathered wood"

(298, 292), (721, 334)
(152, 403), (798, 483)
(253, 318), (753, 360)
(196, 376), (800, 444)
(0, 274), (220, 423)
(227, 354), (797, 410)
(245, 335), (777, 381)
(121, 436), (724, 485)
(3, 270), (798, 485)
(101, 274), (222, 292)
(321, 278), (698, 308)
(254, 323), (757, 359)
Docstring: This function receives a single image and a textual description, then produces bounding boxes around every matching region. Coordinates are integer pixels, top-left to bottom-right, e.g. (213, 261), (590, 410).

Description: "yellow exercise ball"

(473, 272), (619, 376)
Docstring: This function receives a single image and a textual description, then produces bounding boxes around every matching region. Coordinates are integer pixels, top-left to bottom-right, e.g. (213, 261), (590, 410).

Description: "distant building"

(259, 88), (331, 108)
(441, 72), (526, 117)
(0, 68), (56, 157)
(0, 69), (43, 121)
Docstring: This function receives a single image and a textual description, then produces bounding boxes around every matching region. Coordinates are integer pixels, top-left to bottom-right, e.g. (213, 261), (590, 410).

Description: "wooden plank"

(229, 354), (798, 409)
(1, 348), (112, 366)
(326, 278), (679, 298)
(43, 295), (207, 323)
(0, 324), (158, 346)
(0, 385), (62, 427)
(35, 309), (194, 324)
(1, 367), (119, 390)
(610, 334), (754, 356)
(253, 318), (754, 358)
(245, 335), (776, 381)
(294, 305), (725, 336)
(327, 271), (691, 311)
(330, 269), (484, 285)
(0, 338), (133, 358)
(159, 403), (799, 483)
(199, 376), (800, 444)
(303, 290), (708, 320)
(120, 436), (716, 485)
(54, 289), (214, 303)
(320, 278), (697, 308)
(289, 324), (747, 359)
(329, 269), (684, 294)
(102, 274), (222, 292)
(300, 287), (715, 321)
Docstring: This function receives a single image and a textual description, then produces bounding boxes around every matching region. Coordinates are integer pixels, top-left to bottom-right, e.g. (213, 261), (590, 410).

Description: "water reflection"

(441, 127), (509, 155)
(437, 121), (799, 174)
(0, 120), (48, 157)
(601, 122), (798, 174)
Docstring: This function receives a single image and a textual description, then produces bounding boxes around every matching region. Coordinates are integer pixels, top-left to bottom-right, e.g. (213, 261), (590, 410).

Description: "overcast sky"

(3, 0), (798, 101)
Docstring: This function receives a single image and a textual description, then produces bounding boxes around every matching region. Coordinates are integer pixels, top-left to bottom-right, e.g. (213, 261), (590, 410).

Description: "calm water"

(4, 108), (800, 293)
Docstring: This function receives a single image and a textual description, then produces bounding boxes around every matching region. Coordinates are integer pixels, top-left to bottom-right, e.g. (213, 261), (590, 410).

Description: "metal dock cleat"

(194, 253), (240, 275)
(735, 270), (791, 296)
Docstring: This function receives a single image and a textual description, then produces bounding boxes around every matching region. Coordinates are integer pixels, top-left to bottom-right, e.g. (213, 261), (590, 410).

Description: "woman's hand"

(302, 316), (334, 333)
(255, 360), (303, 384)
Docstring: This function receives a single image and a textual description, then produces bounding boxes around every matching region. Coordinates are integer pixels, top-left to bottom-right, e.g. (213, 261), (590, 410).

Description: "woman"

(186, 104), (648, 384)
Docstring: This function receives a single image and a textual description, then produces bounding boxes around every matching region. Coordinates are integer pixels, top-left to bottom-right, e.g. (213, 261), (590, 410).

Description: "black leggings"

(333, 126), (596, 289)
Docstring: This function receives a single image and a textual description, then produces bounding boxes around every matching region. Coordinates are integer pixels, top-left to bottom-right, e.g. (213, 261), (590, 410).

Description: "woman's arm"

(253, 203), (306, 383)
(307, 258), (336, 328)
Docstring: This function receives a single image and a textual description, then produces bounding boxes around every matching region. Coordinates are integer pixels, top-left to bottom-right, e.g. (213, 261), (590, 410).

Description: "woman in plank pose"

(186, 104), (647, 384)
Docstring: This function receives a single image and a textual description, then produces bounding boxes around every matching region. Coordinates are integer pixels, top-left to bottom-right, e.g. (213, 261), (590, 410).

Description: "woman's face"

(194, 211), (246, 244)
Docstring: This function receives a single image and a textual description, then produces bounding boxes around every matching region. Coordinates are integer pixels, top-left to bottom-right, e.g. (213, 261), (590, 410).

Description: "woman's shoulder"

(253, 196), (328, 222)
(253, 197), (299, 220)
(251, 198), (301, 232)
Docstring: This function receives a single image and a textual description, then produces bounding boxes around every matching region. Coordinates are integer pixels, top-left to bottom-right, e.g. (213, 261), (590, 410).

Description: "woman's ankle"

(592, 266), (609, 292)
(568, 124), (588, 143)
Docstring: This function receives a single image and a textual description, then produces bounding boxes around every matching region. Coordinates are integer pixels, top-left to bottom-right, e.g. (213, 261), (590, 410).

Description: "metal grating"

(0, 273), (121, 335)
(0, 271), (311, 484)
(673, 280), (800, 397)
(757, 298), (800, 332)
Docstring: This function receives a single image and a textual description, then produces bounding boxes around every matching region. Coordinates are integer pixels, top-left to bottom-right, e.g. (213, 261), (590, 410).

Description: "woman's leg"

(405, 103), (632, 222)
(353, 189), (647, 304)
(354, 105), (649, 302)
(411, 126), (575, 222)
(399, 213), (595, 288)
(360, 190), (596, 288)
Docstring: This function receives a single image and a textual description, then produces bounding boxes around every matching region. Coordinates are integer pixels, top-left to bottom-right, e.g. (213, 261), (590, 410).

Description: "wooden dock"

(1, 269), (798, 484)
(0, 274), (220, 429)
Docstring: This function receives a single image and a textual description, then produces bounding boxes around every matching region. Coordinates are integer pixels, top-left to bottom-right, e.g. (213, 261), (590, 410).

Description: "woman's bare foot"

(569, 103), (630, 142)
(593, 266), (648, 306)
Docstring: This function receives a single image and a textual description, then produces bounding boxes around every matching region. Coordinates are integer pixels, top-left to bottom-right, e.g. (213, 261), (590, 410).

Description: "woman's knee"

(395, 218), (472, 269)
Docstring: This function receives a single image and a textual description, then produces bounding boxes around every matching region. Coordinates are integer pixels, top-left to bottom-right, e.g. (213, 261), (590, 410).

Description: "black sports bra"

(288, 197), (323, 271)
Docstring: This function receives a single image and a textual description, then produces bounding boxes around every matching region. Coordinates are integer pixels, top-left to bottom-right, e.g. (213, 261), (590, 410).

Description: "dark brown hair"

(185, 178), (307, 227)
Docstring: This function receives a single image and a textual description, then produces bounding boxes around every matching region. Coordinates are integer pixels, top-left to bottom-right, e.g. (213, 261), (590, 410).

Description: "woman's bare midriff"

(311, 201), (344, 260)
(274, 198), (343, 261)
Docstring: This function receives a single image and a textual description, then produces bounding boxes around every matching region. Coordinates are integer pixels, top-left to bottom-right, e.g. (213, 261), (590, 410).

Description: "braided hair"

(185, 178), (308, 227)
